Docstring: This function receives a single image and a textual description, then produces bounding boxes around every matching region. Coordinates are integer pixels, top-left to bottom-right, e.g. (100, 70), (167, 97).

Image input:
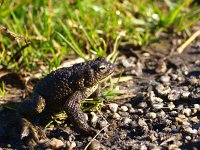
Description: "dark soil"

(0, 35), (200, 149)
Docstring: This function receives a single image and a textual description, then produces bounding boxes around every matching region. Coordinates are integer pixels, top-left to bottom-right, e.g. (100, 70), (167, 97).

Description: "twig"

(84, 125), (109, 150)
(177, 30), (200, 53)
(0, 25), (25, 41)
(8, 41), (31, 64)
(0, 25), (31, 65)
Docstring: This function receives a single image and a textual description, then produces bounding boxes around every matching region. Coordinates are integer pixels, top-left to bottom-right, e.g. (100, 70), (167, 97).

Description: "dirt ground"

(0, 32), (200, 149)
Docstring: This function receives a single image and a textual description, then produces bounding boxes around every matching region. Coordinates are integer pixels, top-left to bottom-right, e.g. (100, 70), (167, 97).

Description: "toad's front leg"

(65, 91), (97, 135)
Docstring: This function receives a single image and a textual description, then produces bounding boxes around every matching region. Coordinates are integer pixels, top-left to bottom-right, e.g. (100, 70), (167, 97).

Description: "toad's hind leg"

(65, 91), (97, 135)
(19, 92), (46, 115)
(19, 93), (47, 144)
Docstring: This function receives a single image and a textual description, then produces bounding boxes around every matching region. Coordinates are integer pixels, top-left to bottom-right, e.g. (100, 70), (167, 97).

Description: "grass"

(0, 0), (199, 72)
(0, 81), (6, 99)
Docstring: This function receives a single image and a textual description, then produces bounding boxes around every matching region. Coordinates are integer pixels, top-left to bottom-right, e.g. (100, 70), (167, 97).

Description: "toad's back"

(35, 62), (95, 108)
(36, 66), (78, 99)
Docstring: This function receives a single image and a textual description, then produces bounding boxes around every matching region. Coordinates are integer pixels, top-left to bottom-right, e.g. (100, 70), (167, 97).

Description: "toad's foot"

(65, 91), (97, 136)
(19, 94), (46, 116)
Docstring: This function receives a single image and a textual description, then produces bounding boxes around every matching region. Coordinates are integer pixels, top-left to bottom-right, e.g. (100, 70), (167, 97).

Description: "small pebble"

(181, 91), (190, 99)
(49, 138), (64, 149)
(192, 108), (198, 114)
(155, 84), (171, 96)
(119, 131), (127, 140)
(106, 110), (111, 113)
(177, 105), (184, 111)
(185, 136), (192, 141)
(112, 113), (121, 120)
(129, 107), (136, 113)
(118, 111), (129, 117)
(66, 141), (76, 150)
(120, 105), (128, 112)
(110, 123), (117, 129)
(182, 65), (189, 75)
(157, 110), (166, 118)
(143, 52), (150, 57)
(137, 102), (148, 108)
(185, 127), (197, 134)
(163, 127), (172, 132)
(138, 118), (147, 127)
(177, 76), (184, 81)
(182, 86), (189, 91)
(146, 112), (157, 119)
(88, 139), (101, 150)
(123, 117), (132, 124)
(99, 121), (108, 128)
(171, 74), (178, 81)
(170, 111), (178, 116)
(140, 144), (147, 150)
(178, 114), (186, 119)
(121, 57), (136, 68)
(168, 90), (181, 101)
(190, 116), (199, 123)
(155, 59), (167, 74)
(168, 144), (180, 150)
(68, 134), (75, 141)
(160, 75), (170, 83)
(182, 121), (190, 126)
(195, 60), (200, 65)
(137, 109), (144, 114)
(152, 103), (164, 109)
(149, 91), (156, 98)
(109, 103), (118, 113)
(172, 128), (179, 133)
(176, 115), (186, 123)
(7, 144), (11, 148)
(183, 108), (192, 117)
(150, 97), (163, 103)
(187, 76), (198, 85)
(168, 102), (175, 110)
(90, 112), (98, 123)
(194, 104), (200, 112)
(106, 130), (114, 137)
(149, 133), (157, 142)
(125, 103), (133, 109)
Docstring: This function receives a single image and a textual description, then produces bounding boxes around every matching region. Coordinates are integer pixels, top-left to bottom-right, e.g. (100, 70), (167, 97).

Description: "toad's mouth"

(99, 67), (115, 83)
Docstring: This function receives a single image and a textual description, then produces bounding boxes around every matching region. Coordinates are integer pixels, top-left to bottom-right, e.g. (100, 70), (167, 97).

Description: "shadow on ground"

(0, 102), (23, 148)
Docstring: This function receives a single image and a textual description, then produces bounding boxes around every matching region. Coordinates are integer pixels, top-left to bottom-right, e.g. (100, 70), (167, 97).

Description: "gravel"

(48, 138), (65, 149)
(108, 103), (118, 113)
(1, 37), (200, 149)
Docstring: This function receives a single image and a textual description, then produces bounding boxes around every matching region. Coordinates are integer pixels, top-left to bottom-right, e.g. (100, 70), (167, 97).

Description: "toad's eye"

(99, 65), (106, 72)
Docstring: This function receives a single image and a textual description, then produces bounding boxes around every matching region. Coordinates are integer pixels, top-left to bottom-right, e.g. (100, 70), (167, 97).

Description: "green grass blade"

(57, 32), (87, 60)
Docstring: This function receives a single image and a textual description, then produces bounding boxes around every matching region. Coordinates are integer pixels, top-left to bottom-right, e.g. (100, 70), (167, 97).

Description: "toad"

(20, 57), (115, 137)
